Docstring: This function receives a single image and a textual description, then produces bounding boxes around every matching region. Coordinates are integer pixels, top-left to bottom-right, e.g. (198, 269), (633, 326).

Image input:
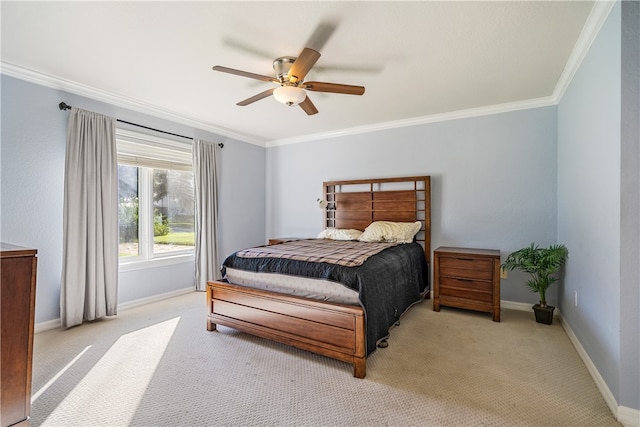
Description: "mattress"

(224, 267), (360, 305)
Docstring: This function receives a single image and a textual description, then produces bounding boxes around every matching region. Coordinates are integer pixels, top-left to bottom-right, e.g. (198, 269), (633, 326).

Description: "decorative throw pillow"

(317, 228), (364, 241)
(358, 221), (421, 243)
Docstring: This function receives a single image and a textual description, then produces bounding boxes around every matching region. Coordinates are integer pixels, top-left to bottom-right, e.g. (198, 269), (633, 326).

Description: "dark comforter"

(222, 239), (429, 356)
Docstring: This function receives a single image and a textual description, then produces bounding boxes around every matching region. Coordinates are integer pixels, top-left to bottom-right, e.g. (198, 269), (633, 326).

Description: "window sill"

(120, 253), (194, 272)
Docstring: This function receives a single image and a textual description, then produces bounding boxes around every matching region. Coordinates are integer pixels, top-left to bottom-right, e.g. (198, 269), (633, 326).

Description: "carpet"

(30, 291), (620, 426)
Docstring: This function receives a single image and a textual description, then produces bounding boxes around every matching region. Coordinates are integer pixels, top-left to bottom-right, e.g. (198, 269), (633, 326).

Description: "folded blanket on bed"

(236, 239), (399, 267)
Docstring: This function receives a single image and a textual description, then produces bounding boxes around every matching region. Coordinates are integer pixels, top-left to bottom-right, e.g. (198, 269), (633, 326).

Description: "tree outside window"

(118, 165), (194, 259)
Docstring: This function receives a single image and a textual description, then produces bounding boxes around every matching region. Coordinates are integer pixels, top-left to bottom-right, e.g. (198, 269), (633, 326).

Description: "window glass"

(118, 165), (139, 258)
(152, 169), (195, 255)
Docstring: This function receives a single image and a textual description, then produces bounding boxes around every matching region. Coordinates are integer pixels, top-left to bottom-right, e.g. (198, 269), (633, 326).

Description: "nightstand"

(433, 246), (501, 321)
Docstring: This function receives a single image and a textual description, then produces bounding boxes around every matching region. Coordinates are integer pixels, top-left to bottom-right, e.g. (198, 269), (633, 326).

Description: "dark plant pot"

(532, 304), (555, 325)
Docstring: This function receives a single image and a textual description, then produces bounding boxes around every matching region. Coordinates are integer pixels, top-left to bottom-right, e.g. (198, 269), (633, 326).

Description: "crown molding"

(267, 1), (617, 148)
(0, 62), (266, 147)
(0, 60), (557, 149)
(266, 96), (557, 147)
(1, 1), (616, 150)
(552, 0), (617, 101)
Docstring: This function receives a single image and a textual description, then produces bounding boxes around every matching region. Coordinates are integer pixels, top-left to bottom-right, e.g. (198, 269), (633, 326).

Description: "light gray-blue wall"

(619, 0), (640, 411)
(0, 75), (266, 324)
(558, 0), (638, 413)
(266, 106), (559, 305)
(558, 0), (621, 402)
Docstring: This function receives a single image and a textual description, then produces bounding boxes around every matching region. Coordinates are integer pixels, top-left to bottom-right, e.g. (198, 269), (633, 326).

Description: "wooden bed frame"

(207, 176), (431, 378)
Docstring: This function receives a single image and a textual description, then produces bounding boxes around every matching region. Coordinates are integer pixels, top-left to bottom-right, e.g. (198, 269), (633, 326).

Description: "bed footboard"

(207, 280), (366, 378)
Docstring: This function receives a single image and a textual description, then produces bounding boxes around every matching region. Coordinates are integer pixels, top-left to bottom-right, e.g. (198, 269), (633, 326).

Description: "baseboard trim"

(504, 300), (638, 425)
(117, 286), (195, 312)
(557, 313), (634, 425)
(34, 319), (61, 334)
(34, 286), (196, 334)
(618, 406), (640, 427)
(501, 300), (533, 312)
(500, 300), (560, 317)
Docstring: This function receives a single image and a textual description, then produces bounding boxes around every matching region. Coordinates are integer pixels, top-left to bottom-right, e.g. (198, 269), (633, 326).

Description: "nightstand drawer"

(439, 257), (494, 280)
(439, 276), (492, 292)
(439, 283), (493, 303)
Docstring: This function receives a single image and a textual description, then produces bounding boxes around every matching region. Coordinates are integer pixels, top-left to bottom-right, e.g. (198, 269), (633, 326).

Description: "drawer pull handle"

(455, 278), (473, 282)
(456, 257), (474, 261)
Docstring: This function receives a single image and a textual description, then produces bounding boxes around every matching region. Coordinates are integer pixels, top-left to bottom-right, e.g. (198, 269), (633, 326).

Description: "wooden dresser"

(433, 246), (500, 322)
(1, 243), (38, 427)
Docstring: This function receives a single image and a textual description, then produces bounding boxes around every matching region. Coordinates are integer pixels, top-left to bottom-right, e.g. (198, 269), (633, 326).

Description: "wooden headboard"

(322, 176), (431, 260)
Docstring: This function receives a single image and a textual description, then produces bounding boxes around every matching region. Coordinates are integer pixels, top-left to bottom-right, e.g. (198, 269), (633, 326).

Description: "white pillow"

(317, 228), (363, 241)
(358, 221), (421, 243)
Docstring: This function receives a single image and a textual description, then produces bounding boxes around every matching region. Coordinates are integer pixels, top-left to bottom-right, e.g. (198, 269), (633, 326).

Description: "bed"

(206, 176), (431, 378)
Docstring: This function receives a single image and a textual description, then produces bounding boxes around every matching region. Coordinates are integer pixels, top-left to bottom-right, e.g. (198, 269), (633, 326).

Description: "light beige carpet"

(31, 291), (620, 426)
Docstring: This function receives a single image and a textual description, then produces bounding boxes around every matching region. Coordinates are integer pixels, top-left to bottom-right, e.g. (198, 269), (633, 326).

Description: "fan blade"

(212, 66), (276, 83)
(303, 81), (365, 95)
(304, 21), (338, 52)
(313, 64), (383, 75)
(237, 88), (275, 106)
(221, 38), (275, 60)
(299, 96), (318, 115)
(288, 48), (321, 83)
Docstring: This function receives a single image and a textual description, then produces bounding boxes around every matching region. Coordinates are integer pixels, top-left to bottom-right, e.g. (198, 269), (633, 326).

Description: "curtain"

(193, 139), (220, 291)
(60, 108), (118, 329)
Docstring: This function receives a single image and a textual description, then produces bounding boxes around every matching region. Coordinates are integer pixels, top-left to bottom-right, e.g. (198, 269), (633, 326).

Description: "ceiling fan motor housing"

(273, 57), (296, 83)
(212, 46), (363, 115)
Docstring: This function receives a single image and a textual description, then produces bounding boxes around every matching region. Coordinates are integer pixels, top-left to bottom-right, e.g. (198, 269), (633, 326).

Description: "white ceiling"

(2, 1), (602, 146)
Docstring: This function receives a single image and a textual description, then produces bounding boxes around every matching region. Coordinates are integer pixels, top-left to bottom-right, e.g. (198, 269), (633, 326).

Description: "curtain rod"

(58, 102), (223, 148)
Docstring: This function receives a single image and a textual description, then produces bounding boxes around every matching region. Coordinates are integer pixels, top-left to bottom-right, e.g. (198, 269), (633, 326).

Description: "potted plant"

(501, 243), (569, 325)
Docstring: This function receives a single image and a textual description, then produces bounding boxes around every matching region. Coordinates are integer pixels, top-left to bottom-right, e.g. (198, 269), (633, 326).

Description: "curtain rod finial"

(59, 102), (71, 111)
(218, 143), (224, 149)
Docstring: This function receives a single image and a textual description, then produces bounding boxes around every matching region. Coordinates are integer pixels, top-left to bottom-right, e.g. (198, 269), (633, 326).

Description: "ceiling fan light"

(273, 86), (306, 106)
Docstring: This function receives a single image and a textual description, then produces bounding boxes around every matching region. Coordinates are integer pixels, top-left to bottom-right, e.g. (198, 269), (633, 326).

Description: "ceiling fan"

(212, 47), (365, 115)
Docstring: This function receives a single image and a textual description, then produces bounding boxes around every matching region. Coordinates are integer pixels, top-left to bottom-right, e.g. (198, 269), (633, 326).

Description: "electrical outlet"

(500, 267), (508, 279)
(574, 291), (578, 306)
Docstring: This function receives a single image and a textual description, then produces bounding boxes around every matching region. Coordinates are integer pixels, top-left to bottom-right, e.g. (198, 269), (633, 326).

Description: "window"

(117, 129), (194, 267)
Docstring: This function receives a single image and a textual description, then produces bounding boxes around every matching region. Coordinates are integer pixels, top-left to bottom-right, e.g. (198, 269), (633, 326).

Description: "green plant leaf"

(501, 243), (568, 304)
